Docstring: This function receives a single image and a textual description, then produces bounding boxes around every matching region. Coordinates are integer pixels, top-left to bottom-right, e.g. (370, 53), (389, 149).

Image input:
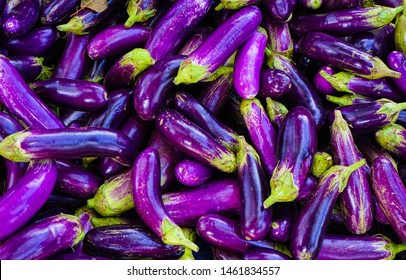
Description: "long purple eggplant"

(0, 214), (84, 259)
(83, 224), (182, 259)
(371, 156), (406, 243)
(7, 55), (53, 82)
(173, 6), (262, 85)
(0, 55), (65, 130)
(0, 127), (136, 166)
(330, 110), (373, 234)
(243, 248), (291, 260)
(144, 0), (211, 62)
(155, 109), (237, 173)
(131, 147), (199, 252)
(387, 51), (406, 96)
(375, 123), (406, 161)
(0, 160), (57, 241)
(269, 202), (297, 243)
(297, 32), (401, 79)
(87, 24), (151, 60)
(174, 158), (215, 187)
(125, 0), (159, 27)
(133, 55), (184, 121)
(264, 106), (317, 208)
(40, 0), (81, 26)
(30, 78), (108, 111)
(290, 159), (366, 260)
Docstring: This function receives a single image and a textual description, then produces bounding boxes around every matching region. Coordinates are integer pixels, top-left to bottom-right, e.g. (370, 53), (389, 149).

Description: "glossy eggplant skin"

(262, 0), (296, 23)
(259, 68), (292, 100)
(178, 26), (212, 56)
(0, 160), (57, 241)
(174, 158), (215, 187)
(0, 214), (84, 260)
(40, 0), (81, 26)
(155, 109), (237, 173)
(263, 14), (294, 59)
(7, 55), (52, 82)
(269, 202), (297, 243)
(387, 51), (406, 96)
(313, 66), (335, 96)
(371, 156), (406, 243)
(144, 0), (211, 61)
(83, 225), (182, 259)
(243, 248), (291, 260)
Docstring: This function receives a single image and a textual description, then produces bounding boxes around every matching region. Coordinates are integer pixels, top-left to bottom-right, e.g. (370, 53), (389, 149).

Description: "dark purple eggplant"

(243, 248), (292, 260)
(262, 0), (296, 23)
(265, 97), (289, 128)
(290, 159), (366, 260)
(174, 158), (215, 187)
(330, 110), (373, 234)
(375, 123), (406, 161)
(162, 177), (241, 226)
(60, 109), (93, 127)
(125, 0), (159, 27)
(131, 147), (199, 251)
(264, 106), (317, 208)
(2, 0), (41, 38)
(0, 127), (136, 166)
(7, 55), (53, 82)
(387, 51), (406, 96)
(296, 32), (401, 79)
(155, 109), (237, 173)
(133, 55), (184, 121)
(174, 6), (262, 85)
(215, 0), (258, 10)
(30, 78), (108, 111)
(85, 59), (113, 84)
(269, 202), (297, 243)
(40, 0), (81, 26)
(212, 246), (243, 260)
(313, 66), (336, 96)
(259, 68), (292, 100)
(178, 26), (212, 56)
(0, 160), (57, 241)
(144, 0), (211, 61)
(83, 224), (182, 259)
(0, 55), (65, 130)
(0, 214), (84, 259)
(240, 98), (277, 178)
(310, 151), (333, 179)
(263, 14), (294, 59)
(316, 234), (406, 260)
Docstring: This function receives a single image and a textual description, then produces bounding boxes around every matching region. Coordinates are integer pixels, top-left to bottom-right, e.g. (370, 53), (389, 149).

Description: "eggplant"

(178, 26), (212, 56)
(60, 109), (93, 128)
(144, 0), (211, 61)
(313, 66), (336, 96)
(265, 97), (289, 128)
(30, 78), (108, 111)
(234, 27), (267, 99)
(174, 158), (215, 187)
(330, 110), (373, 234)
(240, 98), (278, 178)
(212, 246), (243, 260)
(162, 178), (241, 226)
(125, 0), (159, 27)
(259, 68), (292, 100)
(0, 160), (57, 241)
(316, 234), (406, 260)
(173, 6), (262, 85)
(262, 0), (296, 23)
(236, 136), (272, 240)
(87, 24), (151, 60)
(375, 123), (406, 161)
(395, 11), (406, 55)
(269, 202), (297, 243)
(263, 106), (317, 208)
(296, 32), (401, 79)
(133, 55), (184, 121)
(2, 0), (41, 38)
(319, 0), (360, 11)
(155, 109), (237, 173)
(91, 216), (140, 227)
(263, 14), (294, 59)
(355, 134), (397, 170)
(83, 225), (182, 259)
(7, 55), (52, 82)
(310, 151), (333, 179)
(296, 175), (318, 202)
(0, 214), (84, 260)
(243, 248), (292, 260)
(0, 55), (64, 130)
(290, 159), (366, 260)
(40, 0), (81, 26)
(0, 127), (136, 166)
(326, 94), (374, 106)
(375, 0), (403, 7)
(215, 0), (258, 10)
(387, 51), (406, 96)
(131, 147), (199, 252)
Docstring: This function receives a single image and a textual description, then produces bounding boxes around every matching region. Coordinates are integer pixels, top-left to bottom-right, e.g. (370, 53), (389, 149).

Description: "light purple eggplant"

(178, 26), (212, 56)
(7, 55), (53, 82)
(174, 6), (262, 85)
(40, 0), (81, 26)
(0, 214), (84, 259)
(264, 106), (317, 208)
(259, 68), (292, 100)
(125, 0), (159, 27)
(174, 158), (215, 187)
(131, 147), (199, 252)
(375, 123), (406, 161)
(269, 202), (297, 243)
(243, 248), (292, 260)
(313, 66), (335, 96)
(387, 51), (406, 97)
(0, 160), (57, 241)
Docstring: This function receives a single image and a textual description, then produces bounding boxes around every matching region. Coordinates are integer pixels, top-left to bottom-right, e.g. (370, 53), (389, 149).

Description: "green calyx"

(125, 0), (156, 27)
(34, 57), (53, 80)
(178, 228), (197, 260)
(310, 151), (334, 179)
(266, 97), (289, 123)
(91, 217), (130, 227)
(367, 56), (401, 79)
(0, 131), (31, 162)
(395, 13), (406, 54)
(161, 219), (199, 252)
(331, 110), (352, 136)
(173, 60), (210, 85)
(322, 159), (366, 193)
(263, 165), (298, 208)
(376, 99), (406, 123)
(240, 98), (264, 118)
(215, 0), (248, 11)
(56, 16), (86, 35)
(375, 123), (406, 154)
(368, 6), (404, 28)
(320, 70), (354, 93)
(201, 66), (233, 82)
(120, 48), (155, 79)
(236, 136), (260, 169)
(305, 0), (322, 9)
(209, 150), (238, 173)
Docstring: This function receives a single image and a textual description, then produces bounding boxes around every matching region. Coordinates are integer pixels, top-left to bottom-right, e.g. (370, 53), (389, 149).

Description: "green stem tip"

(162, 219), (199, 252)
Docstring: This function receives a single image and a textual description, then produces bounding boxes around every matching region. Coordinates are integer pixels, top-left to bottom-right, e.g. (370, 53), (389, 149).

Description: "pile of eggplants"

(0, 0), (406, 261)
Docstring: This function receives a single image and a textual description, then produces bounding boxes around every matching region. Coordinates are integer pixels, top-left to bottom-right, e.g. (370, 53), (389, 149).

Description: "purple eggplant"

(0, 160), (57, 241)
(387, 51), (406, 96)
(330, 110), (373, 234)
(234, 27), (267, 99)
(173, 91), (240, 152)
(174, 158), (215, 187)
(56, 0), (126, 35)
(269, 202), (297, 243)
(290, 159), (366, 260)
(125, 0), (159, 27)
(30, 78), (108, 111)
(40, 0), (81, 26)
(313, 66), (336, 96)
(236, 136), (272, 240)
(240, 98), (277, 178)
(215, 0), (258, 10)
(297, 32), (401, 79)
(212, 246), (243, 260)
(262, 0), (296, 23)
(155, 109), (237, 173)
(265, 97), (289, 128)
(173, 6), (262, 85)
(290, 6), (403, 36)
(296, 175), (318, 202)
(263, 14), (294, 59)
(144, 0), (211, 62)
(133, 55), (184, 121)
(310, 151), (333, 179)
(0, 55), (64, 130)
(316, 234), (406, 260)
(178, 26), (212, 56)
(243, 248), (292, 260)
(263, 106), (317, 208)
(52, 33), (90, 80)
(7, 55), (52, 82)
(87, 24), (151, 60)
(375, 123), (406, 161)
(103, 48), (154, 91)
(355, 134), (397, 170)
(259, 68), (292, 100)
(131, 147), (199, 251)
(0, 127), (136, 166)
(319, 0), (360, 11)
(2, 0), (41, 38)
(0, 214), (84, 259)
(60, 109), (93, 128)
(83, 224), (182, 259)
(162, 177), (241, 226)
